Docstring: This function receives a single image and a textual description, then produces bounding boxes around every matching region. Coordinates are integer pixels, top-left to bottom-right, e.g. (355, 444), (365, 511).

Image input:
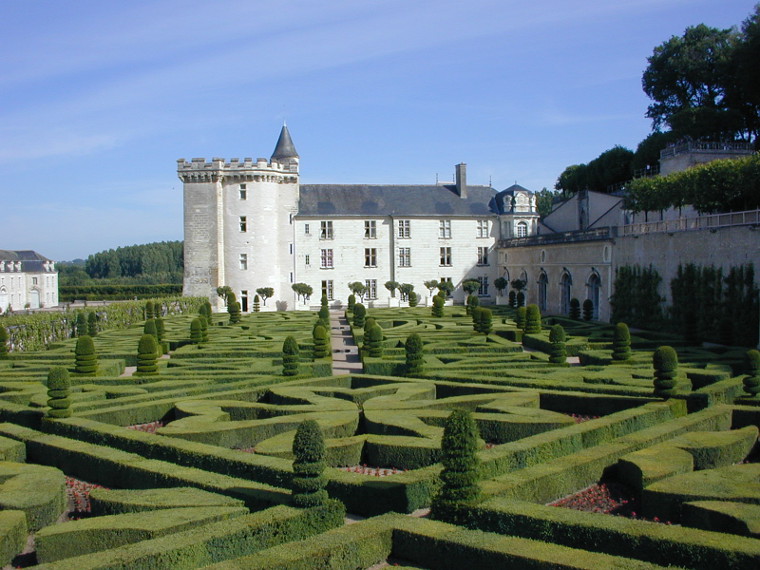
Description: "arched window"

(587, 272), (601, 319)
(516, 221), (528, 237)
(560, 271), (572, 315)
(538, 272), (548, 312)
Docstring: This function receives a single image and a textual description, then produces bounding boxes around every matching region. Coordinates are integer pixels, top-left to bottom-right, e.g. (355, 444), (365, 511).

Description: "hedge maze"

(0, 302), (758, 568)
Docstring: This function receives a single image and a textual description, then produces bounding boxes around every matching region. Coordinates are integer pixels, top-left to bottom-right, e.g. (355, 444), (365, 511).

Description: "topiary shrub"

(473, 307), (492, 336)
(253, 295), (260, 312)
(365, 324), (383, 358)
(155, 317), (165, 343)
(508, 290), (517, 308)
(466, 295), (479, 316)
(46, 367), (72, 419)
(0, 325), (8, 359)
(432, 295), (444, 318)
(75, 312), (87, 337)
(291, 420), (328, 508)
(321, 294), (329, 309)
(569, 298), (581, 319)
(74, 335), (98, 376)
(653, 345), (678, 398)
(312, 325), (329, 359)
(612, 322), (632, 361)
(743, 349), (760, 397)
(582, 299), (594, 321)
(471, 307), (483, 333)
(199, 315), (209, 342)
(548, 324), (567, 364)
(408, 291), (418, 307)
(405, 333), (424, 376)
(318, 305), (330, 328)
(431, 409), (481, 520)
(135, 334), (159, 376)
(282, 336), (300, 376)
(190, 318), (203, 345)
(516, 291), (525, 307)
(515, 306), (527, 330)
(524, 304), (542, 334)
(145, 301), (154, 320)
(144, 319), (158, 341)
(199, 300), (212, 320)
(228, 293), (242, 323)
(353, 304), (366, 328)
(347, 294), (356, 313)
(87, 312), (98, 337)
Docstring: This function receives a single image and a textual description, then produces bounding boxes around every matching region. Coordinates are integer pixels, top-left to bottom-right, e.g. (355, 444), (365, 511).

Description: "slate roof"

(297, 184), (498, 217)
(271, 125), (299, 161)
(493, 184), (533, 215)
(0, 250), (54, 272)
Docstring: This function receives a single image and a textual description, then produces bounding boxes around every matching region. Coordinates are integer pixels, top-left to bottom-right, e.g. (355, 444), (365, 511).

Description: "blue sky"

(2, 0), (757, 261)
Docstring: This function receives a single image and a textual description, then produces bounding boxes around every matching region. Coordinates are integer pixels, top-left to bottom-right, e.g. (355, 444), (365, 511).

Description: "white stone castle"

(0, 250), (58, 312)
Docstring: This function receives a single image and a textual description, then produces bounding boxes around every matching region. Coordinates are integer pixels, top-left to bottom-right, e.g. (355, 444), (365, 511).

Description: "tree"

(199, 316), (209, 343)
(555, 164), (588, 197)
(216, 286), (233, 307)
(582, 299), (594, 321)
(405, 333), (424, 376)
(508, 291), (517, 308)
(399, 283), (414, 302)
(438, 281), (454, 298)
(291, 420), (328, 508)
(312, 325), (330, 359)
(75, 312), (87, 337)
(144, 318), (158, 342)
(472, 307), (492, 336)
(47, 367), (72, 419)
(732, 5), (760, 142)
(408, 291), (419, 307)
(365, 324), (383, 358)
(612, 322), (632, 361)
(384, 281), (400, 298)
(74, 335), (98, 376)
(585, 146), (634, 192)
(190, 317), (203, 345)
(632, 131), (679, 173)
(353, 303), (366, 328)
(282, 336), (300, 376)
(534, 187), (558, 218)
(462, 280), (480, 296)
(155, 317), (165, 343)
(466, 294), (479, 316)
(0, 325), (8, 359)
(516, 291), (525, 308)
(743, 349), (760, 397)
(347, 282), (367, 302)
(256, 287), (274, 306)
(494, 277), (508, 297)
(292, 283), (313, 304)
(653, 346), (678, 398)
(548, 324), (567, 364)
(253, 295), (260, 312)
(432, 295), (445, 318)
(424, 280), (439, 297)
(136, 334), (159, 375)
(227, 292), (241, 324)
(318, 305), (330, 328)
(347, 294), (356, 312)
(524, 304), (542, 334)
(569, 298), (581, 320)
(431, 409), (481, 519)
(515, 306), (527, 330)
(87, 312), (98, 337)
(145, 301), (155, 320)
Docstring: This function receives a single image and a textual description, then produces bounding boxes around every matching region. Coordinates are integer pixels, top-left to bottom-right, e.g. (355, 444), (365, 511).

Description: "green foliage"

(84, 241), (183, 280)
(255, 288), (274, 306)
(548, 324), (567, 364)
(320, 294), (328, 309)
(347, 282), (367, 301)
(199, 316), (209, 342)
(347, 294), (356, 312)
(227, 292), (242, 324)
(582, 299), (594, 321)
(399, 283), (414, 302)
(155, 317), (165, 342)
(516, 291), (525, 307)
(437, 281), (454, 297)
(291, 420), (328, 508)
(432, 295), (444, 318)
(515, 306), (527, 330)
(136, 334), (159, 376)
(190, 318), (203, 345)
(145, 301), (155, 320)
(143, 318), (158, 341)
(365, 324), (383, 358)
(74, 335), (98, 376)
(353, 304), (366, 328)
(653, 346), (679, 398)
(86, 311), (97, 336)
(282, 336), (300, 377)
(431, 409), (481, 518)
(384, 281), (400, 298)
(312, 325), (329, 360)
(569, 298), (581, 319)
(0, 326), (8, 359)
(743, 349), (760, 397)
(291, 283), (313, 304)
(75, 312), (87, 337)
(524, 304), (542, 334)
(465, 294), (479, 316)
(534, 187), (559, 218)
(408, 291), (418, 307)
(462, 280), (480, 295)
(317, 306), (330, 328)
(610, 265), (664, 329)
(479, 308), (493, 336)
(554, 163), (587, 196)
(424, 280), (439, 296)
(612, 322), (632, 361)
(59, 284), (182, 302)
(494, 277), (508, 295)
(508, 290), (516, 308)
(46, 367), (71, 419)
(253, 295), (260, 312)
(405, 333), (424, 376)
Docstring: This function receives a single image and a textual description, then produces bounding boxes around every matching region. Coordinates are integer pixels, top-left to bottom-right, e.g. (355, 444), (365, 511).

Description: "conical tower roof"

(271, 124), (299, 162)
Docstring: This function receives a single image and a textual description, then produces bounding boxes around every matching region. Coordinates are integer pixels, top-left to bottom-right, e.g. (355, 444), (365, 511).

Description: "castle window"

(440, 247), (452, 266)
(364, 248), (377, 267)
(364, 220), (376, 239)
(477, 220), (489, 238)
(398, 220), (411, 239)
(398, 247), (411, 267)
(477, 247), (489, 266)
(477, 276), (489, 296)
(239, 216), (247, 232)
(32, 277), (38, 285)
(239, 254), (248, 270)
(239, 188), (247, 200)
(516, 221), (528, 237)
(439, 219), (451, 239)
(305, 254), (310, 266)
(320, 249), (333, 269)
(365, 279), (378, 300)
(321, 280), (334, 301)
(320, 221), (333, 239)
(304, 224), (310, 235)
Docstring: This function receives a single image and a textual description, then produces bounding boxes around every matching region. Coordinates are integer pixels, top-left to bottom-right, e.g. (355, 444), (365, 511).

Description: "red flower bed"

(549, 481), (672, 524)
(66, 476), (108, 518)
(338, 465), (406, 477)
(126, 420), (165, 433)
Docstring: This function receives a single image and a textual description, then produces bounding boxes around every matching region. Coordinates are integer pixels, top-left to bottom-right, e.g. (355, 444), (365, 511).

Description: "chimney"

(455, 163), (467, 199)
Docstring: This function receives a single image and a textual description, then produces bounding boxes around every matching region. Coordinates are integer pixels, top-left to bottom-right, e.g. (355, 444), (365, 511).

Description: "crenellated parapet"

(176, 156), (299, 184)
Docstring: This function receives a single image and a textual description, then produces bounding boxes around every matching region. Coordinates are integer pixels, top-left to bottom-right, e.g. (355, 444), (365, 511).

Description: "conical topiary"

(472, 306), (483, 333)
(569, 298), (581, 319)
(75, 312), (87, 337)
(465, 295), (479, 316)
(405, 333), (424, 376)
(155, 317), (165, 342)
(548, 324), (567, 364)
(408, 291), (419, 307)
(582, 299), (594, 321)
(190, 318), (203, 345)
(144, 319), (158, 341)
(291, 420), (328, 508)
(516, 291), (525, 308)
(136, 334), (159, 375)
(253, 295), (260, 312)
(612, 322), (632, 361)
(87, 312), (98, 337)
(145, 301), (154, 320)
(366, 324), (383, 358)
(199, 315), (209, 342)
(353, 304), (366, 328)
(282, 336), (300, 376)
(431, 409), (481, 520)
(508, 290), (516, 308)
(653, 346), (678, 398)
(432, 295), (444, 318)
(0, 325), (8, 359)
(515, 306), (527, 330)
(318, 305), (330, 328)
(524, 304), (542, 334)
(743, 349), (760, 397)
(312, 324), (329, 359)
(74, 335), (98, 376)
(47, 366), (72, 419)
(347, 294), (356, 313)
(479, 308), (493, 336)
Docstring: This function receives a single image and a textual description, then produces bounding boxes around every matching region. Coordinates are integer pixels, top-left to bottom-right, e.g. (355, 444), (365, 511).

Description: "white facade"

(0, 251), (58, 312)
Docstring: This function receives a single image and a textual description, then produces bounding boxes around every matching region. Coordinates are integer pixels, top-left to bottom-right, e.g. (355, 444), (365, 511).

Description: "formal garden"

(0, 294), (757, 568)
